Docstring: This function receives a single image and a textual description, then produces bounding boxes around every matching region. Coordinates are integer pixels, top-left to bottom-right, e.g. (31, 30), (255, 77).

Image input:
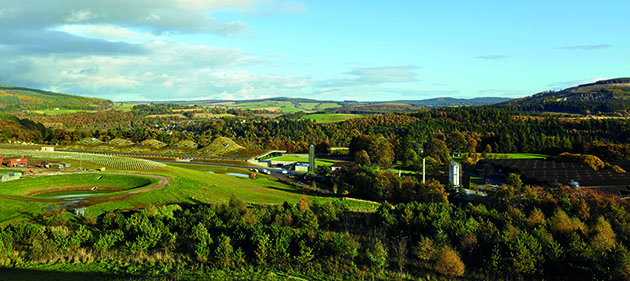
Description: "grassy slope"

(0, 84), (111, 111)
(85, 165), (340, 217)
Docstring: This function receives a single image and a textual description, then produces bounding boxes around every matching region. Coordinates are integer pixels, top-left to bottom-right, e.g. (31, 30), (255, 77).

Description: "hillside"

(499, 78), (630, 114)
(0, 113), (49, 143)
(0, 84), (112, 112)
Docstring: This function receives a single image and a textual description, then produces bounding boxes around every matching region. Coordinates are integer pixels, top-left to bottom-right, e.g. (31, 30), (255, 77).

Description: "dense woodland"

(2, 184), (630, 280)
(7, 106), (630, 163)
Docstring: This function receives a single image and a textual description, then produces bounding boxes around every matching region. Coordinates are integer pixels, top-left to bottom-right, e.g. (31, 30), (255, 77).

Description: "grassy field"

(0, 173), (155, 196)
(267, 155), (337, 166)
(318, 102), (342, 110)
(303, 113), (362, 123)
(227, 102), (301, 113)
(297, 102), (319, 110)
(0, 158), (377, 223)
(31, 109), (87, 114)
(112, 103), (135, 112)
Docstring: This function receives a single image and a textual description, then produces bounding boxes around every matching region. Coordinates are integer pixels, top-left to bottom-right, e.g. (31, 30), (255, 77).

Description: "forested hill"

(392, 97), (511, 107)
(0, 84), (112, 112)
(0, 113), (49, 143)
(498, 78), (630, 114)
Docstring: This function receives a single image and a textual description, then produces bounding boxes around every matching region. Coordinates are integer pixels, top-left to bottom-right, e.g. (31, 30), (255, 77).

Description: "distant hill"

(0, 84), (112, 112)
(389, 97), (511, 107)
(126, 96), (510, 113)
(498, 78), (630, 114)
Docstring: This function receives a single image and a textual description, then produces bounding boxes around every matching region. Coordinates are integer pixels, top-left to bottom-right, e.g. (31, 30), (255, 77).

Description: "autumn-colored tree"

(417, 179), (448, 204)
(590, 216), (616, 252)
(297, 195), (310, 211)
(485, 144), (492, 153)
(434, 246), (465, 277)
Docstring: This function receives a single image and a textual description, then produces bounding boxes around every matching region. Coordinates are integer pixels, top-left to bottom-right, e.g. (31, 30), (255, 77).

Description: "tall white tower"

(449, 161), (461, 187)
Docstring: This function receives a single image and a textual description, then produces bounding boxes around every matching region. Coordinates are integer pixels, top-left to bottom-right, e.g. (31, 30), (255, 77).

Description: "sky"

(0, 0), (628, 102)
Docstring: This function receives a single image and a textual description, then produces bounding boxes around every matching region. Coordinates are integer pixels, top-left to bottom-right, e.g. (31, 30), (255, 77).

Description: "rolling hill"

(498, 78), (630, 114)
(0, 84), (112, 112)
(127, 96), (511, 113)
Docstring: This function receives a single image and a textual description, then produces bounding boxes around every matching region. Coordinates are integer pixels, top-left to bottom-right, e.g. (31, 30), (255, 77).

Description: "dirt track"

(0, 172), (171, 208)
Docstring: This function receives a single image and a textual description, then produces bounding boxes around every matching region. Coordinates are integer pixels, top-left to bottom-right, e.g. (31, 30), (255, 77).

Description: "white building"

(449, 161), (461, 187)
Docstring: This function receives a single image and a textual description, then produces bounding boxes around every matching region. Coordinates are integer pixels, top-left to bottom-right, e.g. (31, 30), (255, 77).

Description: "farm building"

(6, 158), (28, 167)
(0, 172), (21, 182)
(41, 147), (55, 152)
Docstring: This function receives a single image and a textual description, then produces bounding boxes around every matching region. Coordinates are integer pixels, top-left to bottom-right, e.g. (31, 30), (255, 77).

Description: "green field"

(112, 103), (135, 112)
(318, 102), (342, 110)
(297, 102), (319, 110)
(227, 102), (301, 113)
(32, 109), (87, 114)
(303, 113), (362, 123)
(0, 157), (377, 224)
(0, 173), (155, 196)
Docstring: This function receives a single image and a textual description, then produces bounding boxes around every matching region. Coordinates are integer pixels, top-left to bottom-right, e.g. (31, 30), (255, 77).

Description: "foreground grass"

(1, 263), (324, 281)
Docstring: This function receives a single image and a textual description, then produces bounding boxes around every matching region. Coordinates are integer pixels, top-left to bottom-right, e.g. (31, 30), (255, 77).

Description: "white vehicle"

(281, 170), (288, 174)
(262, 169), (271, 175)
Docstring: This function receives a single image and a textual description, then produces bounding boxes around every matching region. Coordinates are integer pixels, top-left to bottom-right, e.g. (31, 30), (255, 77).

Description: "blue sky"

(0, 0), (627, 101)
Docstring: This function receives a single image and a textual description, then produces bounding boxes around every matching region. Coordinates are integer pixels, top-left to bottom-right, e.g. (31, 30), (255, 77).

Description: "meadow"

(303, 113), (362, 123)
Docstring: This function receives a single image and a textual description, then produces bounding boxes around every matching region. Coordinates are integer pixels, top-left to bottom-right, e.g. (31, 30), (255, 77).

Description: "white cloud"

(559, 44), (611, 50)
(547, 77), (607, 89)
(56, 24), (161, 42)
(65, 9), (100, 23)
